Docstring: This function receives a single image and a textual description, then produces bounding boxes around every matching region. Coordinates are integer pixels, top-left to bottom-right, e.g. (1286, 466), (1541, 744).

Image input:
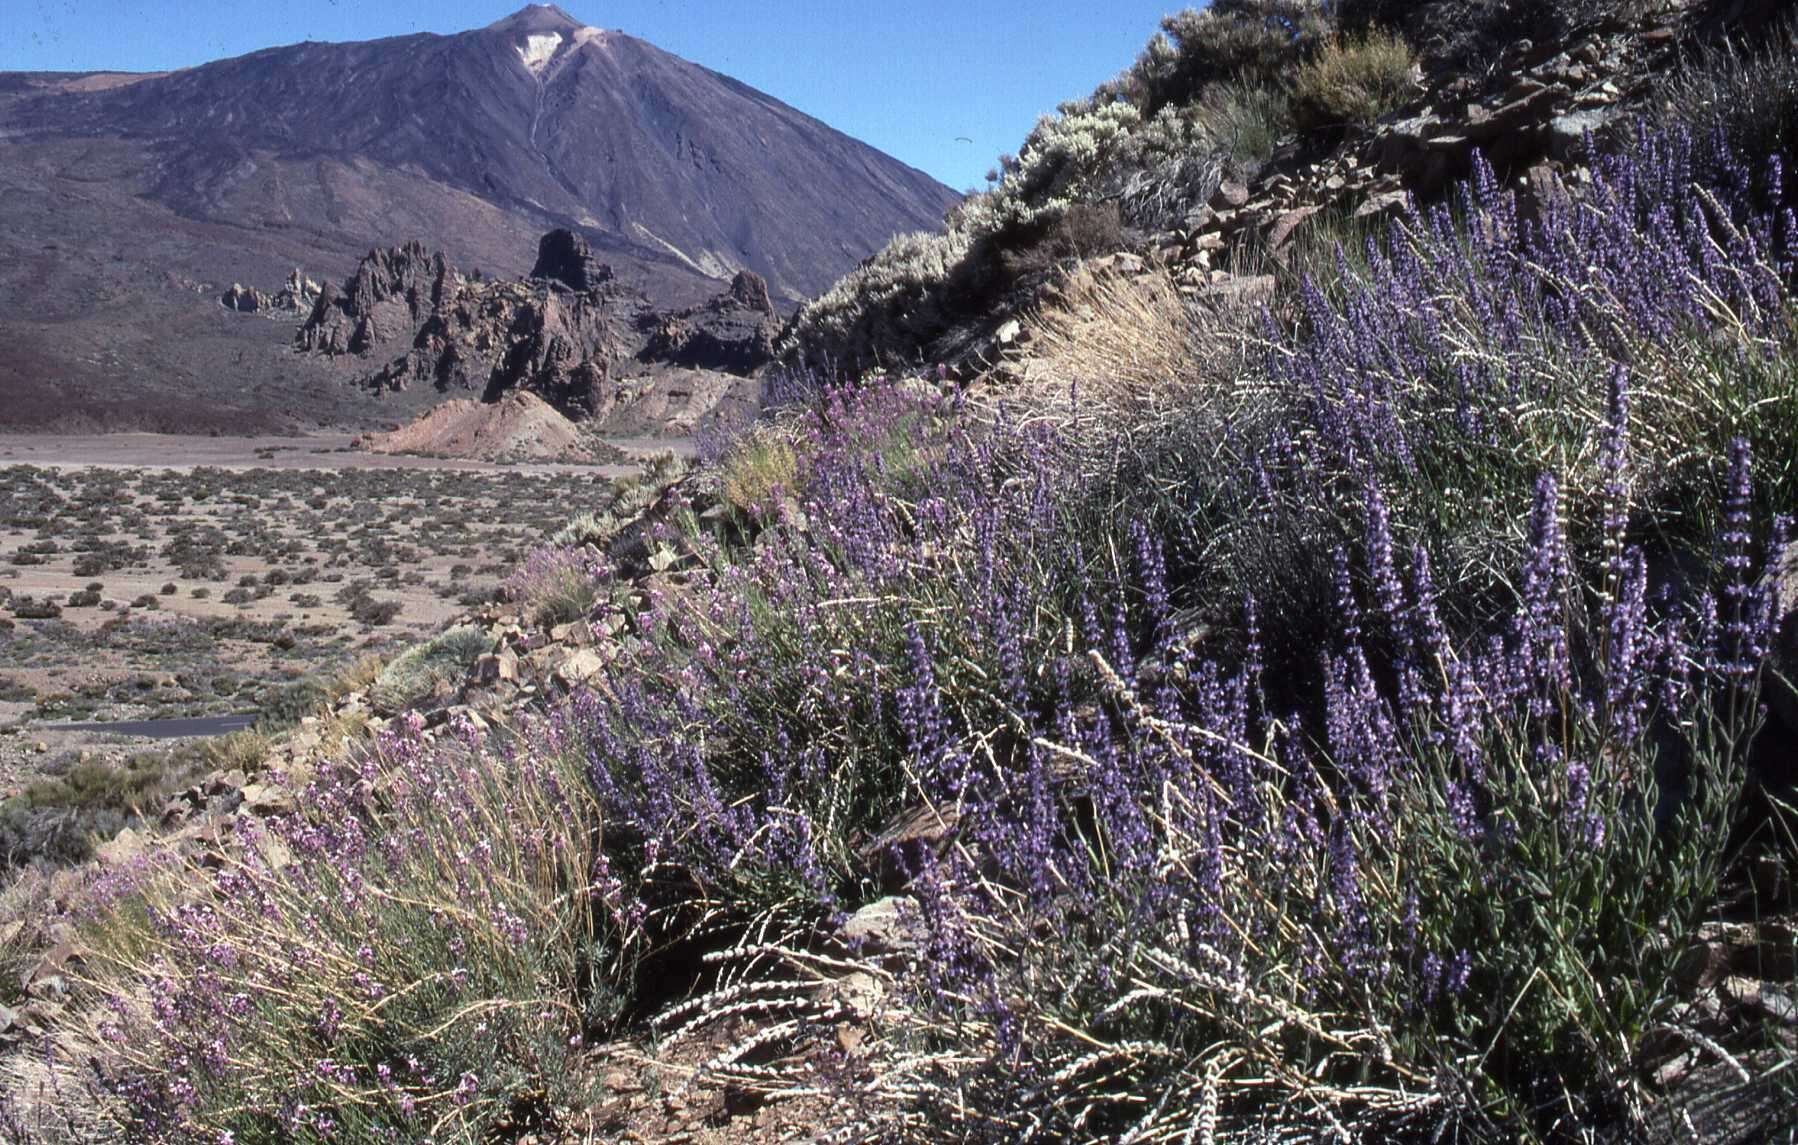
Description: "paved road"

(0, 433), (648, 476)
(44, 714), (260, 739)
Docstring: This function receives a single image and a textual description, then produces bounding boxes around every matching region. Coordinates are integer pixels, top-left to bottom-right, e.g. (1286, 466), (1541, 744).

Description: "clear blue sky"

(4, 1), (1194, 192)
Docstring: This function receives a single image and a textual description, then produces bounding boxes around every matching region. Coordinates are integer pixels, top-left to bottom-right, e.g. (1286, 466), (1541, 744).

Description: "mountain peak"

(487, 5), (585, 34)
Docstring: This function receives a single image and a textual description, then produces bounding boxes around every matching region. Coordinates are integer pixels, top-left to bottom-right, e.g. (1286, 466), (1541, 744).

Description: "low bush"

(1338, 0), (1634, 74)
(1117, 0), (1332, 115)
(1291, 29), (1415, 133)
(0, 754), (202, 870)
(996, 201), (1128, 281)
(348, 595), (403, 627)
(369, 625), (492, 714)
(200, 729), (270, 772)
(718, 423), (801, 514)
(1196, 78), (1292, 178)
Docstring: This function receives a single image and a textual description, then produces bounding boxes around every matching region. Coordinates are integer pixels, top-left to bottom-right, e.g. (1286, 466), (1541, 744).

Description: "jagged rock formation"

(529, 229), (611, 294)
(293, 230), (776, 436)
(0, 5), (957, 431)
(221, 269), (322, 318)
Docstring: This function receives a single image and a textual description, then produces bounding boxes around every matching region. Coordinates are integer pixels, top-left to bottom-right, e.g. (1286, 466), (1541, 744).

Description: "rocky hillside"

(781, 0), (1788, 380)
(0, 4), (955, 431)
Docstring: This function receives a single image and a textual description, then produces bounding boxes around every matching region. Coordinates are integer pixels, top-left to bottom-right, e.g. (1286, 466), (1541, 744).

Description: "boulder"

(553, 647), (608, 688)
(473, 649), (521, 685)
(1265, 206), (1322, 252)
(1548, 108), (1615, 162)
(1212, 180), (1250, 209)
(835, 897), (921, 958)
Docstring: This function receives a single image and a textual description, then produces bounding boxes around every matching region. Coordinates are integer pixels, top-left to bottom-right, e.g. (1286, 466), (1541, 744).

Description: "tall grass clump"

(504, 543), (609, 628)
(10, 714), (608, 1141)
(1658, 20), (1798, 179)
(718, 422), (801, 515)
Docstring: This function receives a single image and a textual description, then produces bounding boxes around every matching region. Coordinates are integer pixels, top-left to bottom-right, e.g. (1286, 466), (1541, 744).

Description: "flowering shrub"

(14, 715), (606, 1141)
(8, 121), (1796, 1142)
(1139, 127), (1798, 665)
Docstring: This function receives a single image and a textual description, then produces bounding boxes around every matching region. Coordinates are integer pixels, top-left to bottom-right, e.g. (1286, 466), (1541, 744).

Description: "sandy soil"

(0, 433), (642, 476)
(0, 434), (657, 781)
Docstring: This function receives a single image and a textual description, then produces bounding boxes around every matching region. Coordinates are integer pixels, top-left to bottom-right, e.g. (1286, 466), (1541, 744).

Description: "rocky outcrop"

(1154, 9), (1681, 286)
(221, 268), (321, 318)
(291, 230), (777, 437)
(641, 271), (779, 376)
(959, 3), (1693, 384)
(298, 241), (452, 355)
(529, 228), (611, 294)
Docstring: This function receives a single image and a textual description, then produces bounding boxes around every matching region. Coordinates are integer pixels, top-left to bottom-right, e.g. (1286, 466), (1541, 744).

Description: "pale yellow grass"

(1017, 261), (1199, 411)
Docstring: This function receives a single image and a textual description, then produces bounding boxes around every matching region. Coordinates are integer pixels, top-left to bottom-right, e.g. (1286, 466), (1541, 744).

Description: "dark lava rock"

(297, 230), (778, 420)
(530, 229), (612, 294)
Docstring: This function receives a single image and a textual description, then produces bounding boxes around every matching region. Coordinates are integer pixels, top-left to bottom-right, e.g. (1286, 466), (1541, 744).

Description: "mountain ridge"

(0, 5), (956, 431)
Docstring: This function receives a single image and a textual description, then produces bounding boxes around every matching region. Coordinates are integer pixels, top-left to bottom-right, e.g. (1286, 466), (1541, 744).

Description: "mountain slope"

(0, 5), (957, 431)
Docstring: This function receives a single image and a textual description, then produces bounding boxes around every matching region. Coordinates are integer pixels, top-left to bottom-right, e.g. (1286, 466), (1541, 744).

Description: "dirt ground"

(0, 432), (648, 474)
(0, 433), (656, 793)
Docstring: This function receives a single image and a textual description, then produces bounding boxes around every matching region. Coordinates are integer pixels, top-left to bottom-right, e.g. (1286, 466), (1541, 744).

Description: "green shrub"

(370, 625), (492, 714)
(1197, 78), (1293, 178)
(1291, 29), (1415, 133)
(200, 730), (270, 772)
(781, 227), (974, 371)
(349, 595), (402, 627)
(1117, 1), (1332, 115)
(719, 425), (802, 515)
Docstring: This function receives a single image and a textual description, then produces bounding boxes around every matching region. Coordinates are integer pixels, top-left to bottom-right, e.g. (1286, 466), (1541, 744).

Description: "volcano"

(0, 5), (957, 430)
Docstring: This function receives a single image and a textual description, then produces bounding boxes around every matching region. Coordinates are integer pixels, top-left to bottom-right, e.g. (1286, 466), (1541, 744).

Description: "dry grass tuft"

(720, 424), (802, 514)
(1017, 262), (1200, 411)
(1291, 29), (1416, 133)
